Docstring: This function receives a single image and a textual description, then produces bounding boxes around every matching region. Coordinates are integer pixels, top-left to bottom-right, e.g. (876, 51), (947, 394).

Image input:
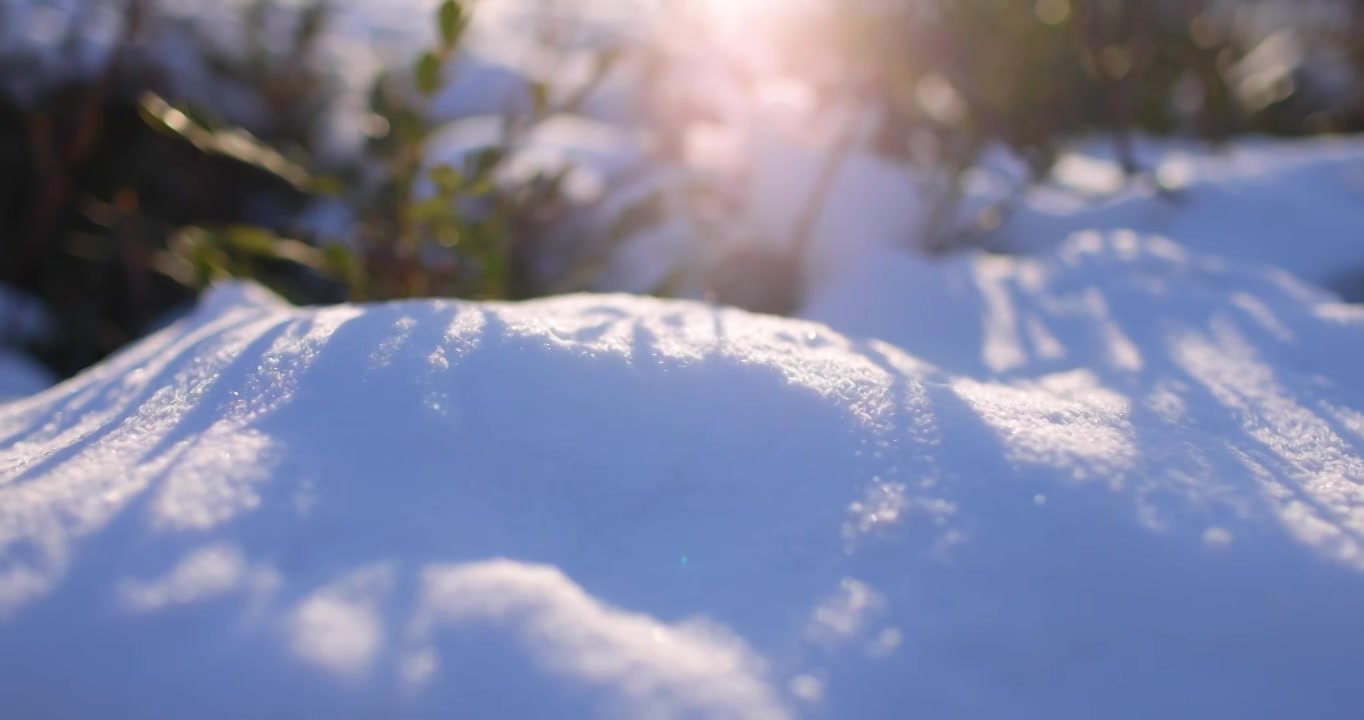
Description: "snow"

(3, 224), (1364, 717)
(597, 102), (1364, 310)
(427, 54), (535, 121)
(422, 113), (646, 204)
(805, 229), (1362, 380)
(988, 137), (1364, 298)
(4, 1), (1364, 716)
(0, 350), (52, 404)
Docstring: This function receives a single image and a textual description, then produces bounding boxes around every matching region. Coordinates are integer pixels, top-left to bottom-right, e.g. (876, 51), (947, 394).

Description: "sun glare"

(680, 0), (826, 67)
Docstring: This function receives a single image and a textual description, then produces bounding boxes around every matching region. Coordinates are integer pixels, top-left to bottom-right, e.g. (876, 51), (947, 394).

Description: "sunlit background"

(1, 0), (1362, 375)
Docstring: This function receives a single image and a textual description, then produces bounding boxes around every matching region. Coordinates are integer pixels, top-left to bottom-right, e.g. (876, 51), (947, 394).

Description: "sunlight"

(694, 0), (814, 39)
(647, 0), (832, 82)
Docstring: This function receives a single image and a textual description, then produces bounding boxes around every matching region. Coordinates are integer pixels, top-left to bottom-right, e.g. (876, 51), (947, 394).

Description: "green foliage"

(159, 0), (632, 305)
(438, 0), (469, 49)
(827, 1), (1221, 170)
(321, 0), (634, 302)
(0, 0), (638, 376)
(0, 0), (338, 375)
(3, 0), (1360, 377)
(137, 93), (311, 190)
(168, 0), (339, 153)
(790, 0), (1363, 250)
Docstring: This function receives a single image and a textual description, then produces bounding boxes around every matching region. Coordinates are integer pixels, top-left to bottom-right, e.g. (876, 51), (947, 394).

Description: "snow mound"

(995, 137), (1364, 297)
(2, 249), (1364, 717)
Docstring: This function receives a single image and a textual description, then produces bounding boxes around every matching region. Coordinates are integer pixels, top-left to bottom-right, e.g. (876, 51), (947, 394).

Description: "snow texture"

(992, 137), (1364, 298)
(3, 3), (1364, 716)
(2, 232), (1363, 717)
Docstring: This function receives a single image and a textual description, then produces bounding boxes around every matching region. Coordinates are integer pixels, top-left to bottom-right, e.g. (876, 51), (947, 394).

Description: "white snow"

(427, 54), (535, 121)
(988, 137), (1364, 298)
(3, 222), (1364, 717)
(4, 1), (1364, 717)
(422, 113), (646, 204)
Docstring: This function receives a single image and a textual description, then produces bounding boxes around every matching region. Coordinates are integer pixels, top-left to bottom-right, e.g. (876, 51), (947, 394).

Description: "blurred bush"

(0, 0), (622, 377)
(764, 0), (1364, 250)
(815, 0), (1363, 162)
(0, 0), (329, 375)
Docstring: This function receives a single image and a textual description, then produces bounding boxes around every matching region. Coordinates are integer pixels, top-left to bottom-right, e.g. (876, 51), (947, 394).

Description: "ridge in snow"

(1, 231), (1363, 718)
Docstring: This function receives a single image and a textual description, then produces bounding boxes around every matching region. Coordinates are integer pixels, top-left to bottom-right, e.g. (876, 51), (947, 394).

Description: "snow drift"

(991, 137), (1364, 299)
(2, 230), (1363, 719)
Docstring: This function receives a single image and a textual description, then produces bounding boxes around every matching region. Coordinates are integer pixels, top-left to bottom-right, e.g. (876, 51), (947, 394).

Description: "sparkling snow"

(3, 1), (1364, 717)
(2, 236), (1363, 717)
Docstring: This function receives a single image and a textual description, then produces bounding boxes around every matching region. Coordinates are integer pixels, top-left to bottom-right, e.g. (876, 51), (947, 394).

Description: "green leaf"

(401, 114), (431, 150)
(324, 243), (353, 271)
(414, 51), (443, 97)
(468, 146), (506, 177)
(405, 196), (454, 224)
(324, 244), (366, 294)
(438, 0), (466, 51)
(530, 80), (551, 115)
(139, 92), (310, 189)
(272, 237), (329, 268)
(221, 225), (282, 256)
(137, 92), (199, 140)
(427, 165), (464, 196)
(464, 175), (497, 197)
(311, 174), (346, 196)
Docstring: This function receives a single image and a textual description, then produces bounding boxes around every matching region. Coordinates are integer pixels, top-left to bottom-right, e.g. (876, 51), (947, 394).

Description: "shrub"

(0, 0), (622, 376)
(0, 0), (326, 374)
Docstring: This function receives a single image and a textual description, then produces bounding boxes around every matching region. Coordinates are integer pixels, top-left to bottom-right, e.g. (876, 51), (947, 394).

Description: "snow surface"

(3, 234), (1364, 717)
(4, 2), (1364, 716)
(988, 137), (1364, 298)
